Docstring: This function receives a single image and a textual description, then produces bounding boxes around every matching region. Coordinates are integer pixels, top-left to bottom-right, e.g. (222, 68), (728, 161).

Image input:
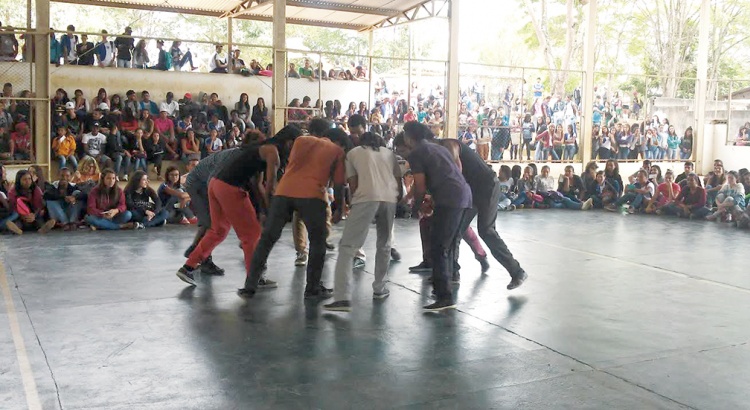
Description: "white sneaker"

(295, 253), (308, 266)
(122, 174), (128, 181)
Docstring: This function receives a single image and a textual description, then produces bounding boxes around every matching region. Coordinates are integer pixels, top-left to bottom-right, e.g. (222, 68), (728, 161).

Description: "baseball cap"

(184, 93), (192, 99)
(92, 121), (100, 127)
(98, 102), (109, 110)
(65, 101), (75, 110)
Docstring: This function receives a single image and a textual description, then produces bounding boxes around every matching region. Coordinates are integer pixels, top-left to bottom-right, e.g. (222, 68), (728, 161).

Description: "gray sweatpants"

(334, 201), (396, 301)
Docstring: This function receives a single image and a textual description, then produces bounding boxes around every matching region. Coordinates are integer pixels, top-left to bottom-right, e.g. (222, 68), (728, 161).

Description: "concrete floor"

(1, 211), (748, 409)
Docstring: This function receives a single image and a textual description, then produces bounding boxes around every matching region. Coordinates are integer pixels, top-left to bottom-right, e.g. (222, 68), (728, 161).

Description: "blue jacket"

(94, 40), (114, 63)
(50, 35), (61, 63)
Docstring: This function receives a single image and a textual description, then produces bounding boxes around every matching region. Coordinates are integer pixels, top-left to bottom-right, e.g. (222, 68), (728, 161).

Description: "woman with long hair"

(235, 93), (251, 124)
(140, 109), (155, 138)
(158, 166), (197, 225)
(143, 130), (166, 180)
(91, 88), (109, 110)
(5, 170), (55, 234)
(85, 169), (135, 230)
(332, 100), (342, 119)
(707, 170), (745, 222)
(181, 129), (201, 161)
(130, 128), (148, 173)
(124, 170), (169, 228)
(680, 126), (693, 160)
(251, 97), (269, 134)
(133, 40), (149, 69)
(604, 159), (623, 197)
(345, 101), (357, 118)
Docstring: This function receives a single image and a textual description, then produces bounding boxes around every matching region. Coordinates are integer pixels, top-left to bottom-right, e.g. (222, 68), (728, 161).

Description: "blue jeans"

(616, 193), (646, 209)
(618, 148), (630, 159)
(46, 200), (83, 224)
(543, 147), (560, 161)
(85, 211), (133, 230)
(131, 209), (169, 227)
(57, 154), (78, 171)
(680, 150), (691, 160)
(550, 196), (582, 210)
(534, 142), (544, 161)
(132, 157), (148, 173)
(512, 191), (528, 207)
(563, 145), (576, 160)
(110, 153), (132, 177)
(668, 148), (679, 160)
(1, 211), (19, 228)
(647, 146), (659, 159)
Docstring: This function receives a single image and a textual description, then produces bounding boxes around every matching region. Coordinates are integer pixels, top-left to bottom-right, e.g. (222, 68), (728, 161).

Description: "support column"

(34, 0), (51, 172)
(367, 30), (374, 111)
(579, 0), (597, 169)
(445, 0), (460, 139)
(227, 17), (233, 71)
(272, 0), (286, 134)
(694, 0), (710, 174)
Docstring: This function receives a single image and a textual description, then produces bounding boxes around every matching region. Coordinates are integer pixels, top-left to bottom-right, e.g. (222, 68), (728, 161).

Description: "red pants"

(187, 179), (261, 274)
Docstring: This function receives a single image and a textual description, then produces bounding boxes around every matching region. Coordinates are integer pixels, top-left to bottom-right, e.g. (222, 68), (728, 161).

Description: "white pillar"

(445, 0), (460, 139)
(367, 30), (374, 111)
(35, 0), (51, 172)
(272, 0), (286, 134)
(579, 0), (597, 169)
(694, 0), (710, 174)
(227, 17), (233, 71)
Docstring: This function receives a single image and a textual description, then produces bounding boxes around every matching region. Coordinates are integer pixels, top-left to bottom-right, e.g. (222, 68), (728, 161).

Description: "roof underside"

(52, 0), (447, 31)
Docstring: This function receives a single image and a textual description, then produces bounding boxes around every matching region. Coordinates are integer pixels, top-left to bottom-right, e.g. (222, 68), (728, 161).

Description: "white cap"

(65, 101), (75, 110)
(98, 102), (109, 110)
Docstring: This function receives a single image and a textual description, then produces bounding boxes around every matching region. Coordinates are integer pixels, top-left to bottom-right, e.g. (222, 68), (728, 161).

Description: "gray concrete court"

(0, 211), (748, 409)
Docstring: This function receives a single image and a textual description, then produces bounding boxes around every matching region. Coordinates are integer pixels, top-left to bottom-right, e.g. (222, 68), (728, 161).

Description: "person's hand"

(65, 196), (76, 204)
(145, 210), (155, 220)
(73, 171), (81, 180)
(103, 210), (114, 220)
(21, 214), (35, 223)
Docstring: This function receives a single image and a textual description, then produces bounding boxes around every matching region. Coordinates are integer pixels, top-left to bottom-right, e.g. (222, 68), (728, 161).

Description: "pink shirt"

(153, 117), (173, 134)
(656, 182), (681, 206)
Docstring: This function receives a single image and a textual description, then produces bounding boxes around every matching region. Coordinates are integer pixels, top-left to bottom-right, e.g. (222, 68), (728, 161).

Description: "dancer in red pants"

(176, 125), (302, 286)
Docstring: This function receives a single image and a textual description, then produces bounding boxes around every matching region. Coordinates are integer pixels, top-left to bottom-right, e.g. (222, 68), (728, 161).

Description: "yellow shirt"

(53, 135), (77, 157)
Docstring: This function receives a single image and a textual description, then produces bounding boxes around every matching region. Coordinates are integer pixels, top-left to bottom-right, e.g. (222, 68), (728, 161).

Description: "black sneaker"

(176, 266), (197, 286)
(507, 271), (528, 290)
(323, 300), (351, 312)
(304, 285), (334, 300)
(237, 288), (256, 299)
(257, 278), (278, 289)
(423, 300), (456, 311)
(200, 258), (225, 276)
(390, 248), (401, 261)
(478, 257), (490, 274)
(409, 261), (432, 272)
(183, 244), (196, 258)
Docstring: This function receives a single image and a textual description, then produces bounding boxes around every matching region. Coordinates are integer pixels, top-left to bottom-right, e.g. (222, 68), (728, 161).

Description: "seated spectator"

(649, 165), (664, 185)
(119, 107), (139, 135)
(170, 41), (196, 71)
(52, 124), (77, 171)
(225, 126), (242, 149)
(76, 34), (95, 66)
(235, 93), (250, 124)
(176, 114), (193, 135)
(72, 155), (100, 187)
(249, 59), (262, 75)
(105, 124), (130, 181)
(299, 59), (315, 80)
(497, 165), (515, 211)
(207, 93), (228, 123)
(85, 108), (110, 134)
(659, 174), (709, 219)
(159, 92), (179, 118)
(143, 131), (166, 180)
(72, 89), (89, 118)
(4, 170), (54, 235)
(229, 110), (246, 133)
(85, 168), (135, 230)
(91, 88), (110, 110)
(82, 122), (109, 166)
(604, 159), (624, 196)
(179, 93), (199, 118)
(555, 165), (594, 210)
(707, 171), (745, 222)
(209, 44), (228, 74)
(0, 129), (11, 162)
(181, 129), (201, 161)
(140, 109), (155, 138)
(10, 122), (33, 161)
(129, 128), (148, 173)
(259, 63), (273, 77)
(231, 49), (247, 75)
(44, 167), (82, 231)
(675, 161), (693, 186)
(205, 129), (223, 155)
(287, 63), (300, 78)
(108, 94), (124, 123)
(153, 110), (177, 159)
(646, 170), (680, 214)
(0, 166), (9, 224)
(158, 166), (196, 225)
(207, 114), (225, 135)
(124, 170), (168, 228)
(139, 90), (159, 115)
(607, 170), (654, 214)
(252, 98), (269, 135)
(705, 160), (726, 205)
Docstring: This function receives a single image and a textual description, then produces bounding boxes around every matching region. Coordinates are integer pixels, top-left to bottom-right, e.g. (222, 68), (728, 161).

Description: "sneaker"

(507, 204), (516, 211)
(390, 247), (402, 261)
(135, 222), (145, 229)
(257, 278), (278, 289)
(122, 174), (128, 181)
(373, 289), (390, 299)
(294, 252), (308, 266)
(353, 257), (366, 269)
(478, 257), (490, 274)
(655, 209), (663, 216)
(237, 288), (256, 299)
(200, 258), (225, 276)
(38, 219), (56, 234)
(179, 217), (191, 225)
(323, 300), (351, 312)
(626, 206), (635, 215)
(188, 217), (198, 225)
(326, 241), (336, 250)
(516, 204), (525, 209)
(176, 265), (198, 286)
(304, 285), (334, 300)
(5, 220), (22, 235)
(409, 261), (432, 272)
(423, 300), (457, 312)
(581, 198), (594, 211)
(507, 271), (528, 290)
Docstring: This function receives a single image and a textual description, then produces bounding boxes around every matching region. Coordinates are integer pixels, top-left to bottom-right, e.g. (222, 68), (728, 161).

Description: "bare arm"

(259, 144), (280, 209)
